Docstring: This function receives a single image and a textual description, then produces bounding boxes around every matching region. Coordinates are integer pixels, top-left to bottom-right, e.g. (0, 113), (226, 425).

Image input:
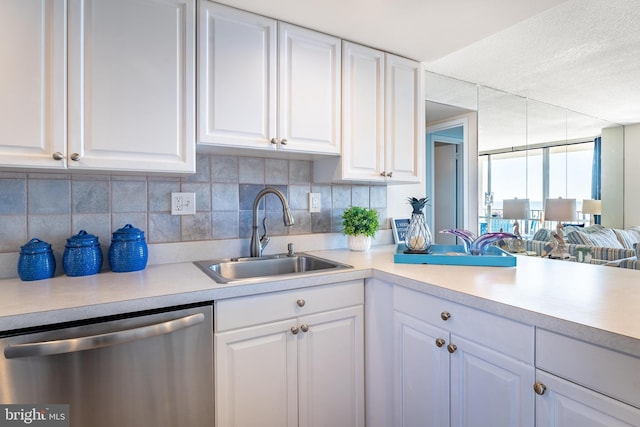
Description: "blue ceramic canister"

(63, 230), (103, 277)
(17, 238), (56, 281)
(109, 224), (148, 273)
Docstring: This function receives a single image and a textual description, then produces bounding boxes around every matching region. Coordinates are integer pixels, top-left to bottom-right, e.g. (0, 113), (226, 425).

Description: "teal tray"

(394, 244), (516, 267)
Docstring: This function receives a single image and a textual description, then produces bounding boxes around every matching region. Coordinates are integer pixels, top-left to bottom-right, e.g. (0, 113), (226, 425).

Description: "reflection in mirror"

(425, 70), (636, 269)
(424, 71), (626, 254)
(476, 85), (620, 237)
(424, 71), (479, 240)
(477, 87), (526, 234)
(424, 71), (477, 111)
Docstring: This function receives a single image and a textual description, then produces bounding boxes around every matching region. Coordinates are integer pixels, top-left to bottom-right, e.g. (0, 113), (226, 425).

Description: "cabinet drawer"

(394, 286), (534, 363)
(536, 328), (640, 408)
(215, 280), (364, 332)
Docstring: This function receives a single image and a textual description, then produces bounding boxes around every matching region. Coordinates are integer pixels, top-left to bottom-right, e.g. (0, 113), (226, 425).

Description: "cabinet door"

(298, 306), (364, 427)
(393, 311), (450, 427)
(0, 0), (65, 169)
(341, 42), (386, 182)
(68, 0), (195, 173)
(535, 370), (640, 427)
(198, 2), (277, 150)
(385, 54), (423, 183)
(215, 319), (298, 427)
(278, 23), (341, 155)
(450, 335), (534, 427)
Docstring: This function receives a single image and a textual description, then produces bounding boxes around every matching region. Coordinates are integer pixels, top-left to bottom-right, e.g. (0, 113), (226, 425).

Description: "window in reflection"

(480, 142), (595, 235)
(548, 143), (594, 204)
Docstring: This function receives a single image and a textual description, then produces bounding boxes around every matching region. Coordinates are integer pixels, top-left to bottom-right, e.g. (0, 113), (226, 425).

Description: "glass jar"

(404, 212), (433, 253)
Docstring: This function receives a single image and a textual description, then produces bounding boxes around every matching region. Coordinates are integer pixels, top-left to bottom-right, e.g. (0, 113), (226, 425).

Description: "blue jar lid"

(66, 230), (100, 248)
(20, 238), (53, 255)
(111, 224), (146, 242)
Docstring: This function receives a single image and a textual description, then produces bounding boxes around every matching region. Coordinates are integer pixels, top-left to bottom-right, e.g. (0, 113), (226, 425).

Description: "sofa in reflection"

(524, 224), (640, 268)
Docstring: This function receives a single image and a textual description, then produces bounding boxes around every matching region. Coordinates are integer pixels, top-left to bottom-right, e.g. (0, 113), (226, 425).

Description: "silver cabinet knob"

(291, 326), (300, 335)
(52, 152), (64, 161)
(379, 171), (386, 177)
(386, 172), (393, 177)
(270, 138), (278, 145)
(533, 382), (547, 396)
(70, 153), (81, 161)
(296, 299), (305, 307)
(300, 324), (309, 333)
(435, 338), (446, 348)
(447, 343), (457, 354)
(280, 138), (288, 145)
(441, 311), (451, 321)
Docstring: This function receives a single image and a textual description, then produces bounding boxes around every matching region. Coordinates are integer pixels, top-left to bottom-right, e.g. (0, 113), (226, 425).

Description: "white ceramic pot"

(347, 234), (371, 251)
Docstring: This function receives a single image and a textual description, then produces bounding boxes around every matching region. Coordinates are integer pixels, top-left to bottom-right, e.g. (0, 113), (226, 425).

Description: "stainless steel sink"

(194, 253), (352, 283)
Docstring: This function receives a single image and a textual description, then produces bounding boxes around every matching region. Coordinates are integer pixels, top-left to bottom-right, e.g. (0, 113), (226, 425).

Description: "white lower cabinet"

(392, 285), (535, 427)
(214, 281), (364, 427)
(535, 329), (640, 426)
(394, 311), (450, 426)
(535, 370), (640, 427)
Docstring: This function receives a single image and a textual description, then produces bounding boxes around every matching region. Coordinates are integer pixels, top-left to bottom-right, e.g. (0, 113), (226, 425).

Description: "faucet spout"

(250, 187), (295, 257)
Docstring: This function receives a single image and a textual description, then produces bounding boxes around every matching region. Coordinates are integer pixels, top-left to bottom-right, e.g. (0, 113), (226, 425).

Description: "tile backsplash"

(0, 154), (388, 255)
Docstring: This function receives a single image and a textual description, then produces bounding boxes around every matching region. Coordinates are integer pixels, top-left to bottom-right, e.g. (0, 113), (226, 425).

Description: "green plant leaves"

(341, 206), (379, 237)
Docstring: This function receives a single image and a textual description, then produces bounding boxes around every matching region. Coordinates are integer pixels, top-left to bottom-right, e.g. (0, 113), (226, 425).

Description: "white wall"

(624, 124), (640, 227)
(601, 126), (625, 228)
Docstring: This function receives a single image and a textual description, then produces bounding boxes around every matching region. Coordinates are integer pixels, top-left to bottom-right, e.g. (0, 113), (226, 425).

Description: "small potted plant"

(341, 206), (379, 251)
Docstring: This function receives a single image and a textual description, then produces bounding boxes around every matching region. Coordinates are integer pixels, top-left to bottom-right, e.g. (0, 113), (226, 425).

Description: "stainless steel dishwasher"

(0, 303), (214, 427)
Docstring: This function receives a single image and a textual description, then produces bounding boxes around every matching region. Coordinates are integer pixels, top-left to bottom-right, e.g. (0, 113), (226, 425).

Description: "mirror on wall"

(424, 72), (478, 240)
(424, 69), (622, 237)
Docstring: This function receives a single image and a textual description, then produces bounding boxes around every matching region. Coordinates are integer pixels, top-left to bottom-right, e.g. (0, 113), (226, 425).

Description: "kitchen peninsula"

(2, 245), (640, 426)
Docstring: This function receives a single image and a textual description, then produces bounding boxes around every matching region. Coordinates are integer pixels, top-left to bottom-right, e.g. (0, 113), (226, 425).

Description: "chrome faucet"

(250, 187), (295, 257)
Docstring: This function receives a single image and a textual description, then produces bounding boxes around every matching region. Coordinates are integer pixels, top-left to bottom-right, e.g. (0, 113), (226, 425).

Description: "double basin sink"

(194, 253), (352, 284)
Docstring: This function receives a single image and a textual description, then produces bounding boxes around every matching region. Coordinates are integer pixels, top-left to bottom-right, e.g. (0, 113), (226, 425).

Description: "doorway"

(426, 123), (465, 245)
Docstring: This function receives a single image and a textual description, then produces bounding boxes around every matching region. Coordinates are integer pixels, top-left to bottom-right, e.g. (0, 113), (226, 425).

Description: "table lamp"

(582, 199), (601, 225)
(544, 198), (577, 259)
(502, 198), (530, 238)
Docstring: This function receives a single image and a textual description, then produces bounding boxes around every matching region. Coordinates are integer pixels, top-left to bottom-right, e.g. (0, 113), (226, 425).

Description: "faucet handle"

(260, 217), (270, 251)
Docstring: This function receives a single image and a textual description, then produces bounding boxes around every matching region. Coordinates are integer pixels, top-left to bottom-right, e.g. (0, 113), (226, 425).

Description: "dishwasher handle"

(4, 312), (205, 359)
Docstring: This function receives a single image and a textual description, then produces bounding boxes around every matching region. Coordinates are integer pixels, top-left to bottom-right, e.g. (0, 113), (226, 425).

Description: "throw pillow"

(532, 228), (552, 241)
(627, 226), (640, 244)
(613, 229), (637, 249)
(566, 230), (592, 245)
(568, 228), (624, 248)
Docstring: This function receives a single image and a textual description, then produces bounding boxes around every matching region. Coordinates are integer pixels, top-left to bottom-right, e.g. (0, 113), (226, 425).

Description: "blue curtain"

(591, 137), (602, 224)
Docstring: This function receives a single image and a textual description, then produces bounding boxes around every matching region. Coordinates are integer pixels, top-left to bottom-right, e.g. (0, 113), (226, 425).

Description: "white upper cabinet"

(314, 42), (424, 184)
(277, 23), (341, 155)
(0, 0), (195, 173)
(198, 2), (341, 156)
(340, 42), (386, 182)
(0, 1), (66, 169)
(385, 53), (424, 183)
(198, 2), (277, 150)
(68, 0), (195, 173)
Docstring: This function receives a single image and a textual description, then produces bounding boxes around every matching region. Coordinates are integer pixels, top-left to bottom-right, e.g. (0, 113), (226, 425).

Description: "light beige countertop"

(2, 245), (639, 357)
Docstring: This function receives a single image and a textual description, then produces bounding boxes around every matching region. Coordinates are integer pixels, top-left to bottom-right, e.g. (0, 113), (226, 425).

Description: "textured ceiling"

(426, 0), (640, 125)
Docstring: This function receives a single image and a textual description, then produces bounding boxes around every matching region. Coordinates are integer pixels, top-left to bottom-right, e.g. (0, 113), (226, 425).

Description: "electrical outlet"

(171, 192), (196, 215)
(309, 193), (321, 213)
